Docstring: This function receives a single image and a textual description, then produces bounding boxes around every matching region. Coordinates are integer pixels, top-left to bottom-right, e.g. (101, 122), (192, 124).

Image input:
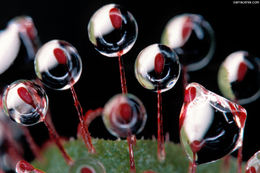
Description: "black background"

(0, 0), (259, 163)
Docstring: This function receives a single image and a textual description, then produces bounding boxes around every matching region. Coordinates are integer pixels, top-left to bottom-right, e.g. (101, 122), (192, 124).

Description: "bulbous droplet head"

(246, 150), (260, 173)
(16, 160), (45, 173)
(135, 44), (180, 92)
(88, 3), (138, 57)
(179, 82), (247, 165)
(161, 14), (215, 71)
(103, 94), (147, 138)
(34, 40), (82, 90)
(2, 80), (48, 126)
(69, 157), (106, 173)
(218, 51), (260, 105)
(8, 16), (38, 41)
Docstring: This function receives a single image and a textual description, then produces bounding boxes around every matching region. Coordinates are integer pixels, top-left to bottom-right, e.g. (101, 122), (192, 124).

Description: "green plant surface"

(32, 138), (241, 173)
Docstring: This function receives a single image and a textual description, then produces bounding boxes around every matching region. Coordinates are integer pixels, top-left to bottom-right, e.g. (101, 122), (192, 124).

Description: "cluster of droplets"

(0, 2), (259, 173)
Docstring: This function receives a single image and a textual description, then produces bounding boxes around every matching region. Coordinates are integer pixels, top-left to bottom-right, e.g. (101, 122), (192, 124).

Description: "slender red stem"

(189, 153), (197, 173)
(70, 86), (96, 154)
(221, 155), (231, 173)
(43, 119), (73, 165)
(84, 108), (104, 127)
(21, 126), (42, 160)
(157, 90), (165, 161)
(118, 52), (128, 94)
(182, 65), (188, 90)
(237, 147), (243, 173)
(5, 137), (23, 167)
(127, 135), (136, 173)
(234, 98), (243, 173)
(0, 120), (23, 167)
(77, 108), (103, 138)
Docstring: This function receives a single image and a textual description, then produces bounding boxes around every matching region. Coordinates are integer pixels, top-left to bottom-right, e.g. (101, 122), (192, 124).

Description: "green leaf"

(32, 139), (241, 173)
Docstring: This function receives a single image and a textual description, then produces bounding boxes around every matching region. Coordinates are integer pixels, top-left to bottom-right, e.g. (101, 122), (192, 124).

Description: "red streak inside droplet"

(154, 53), (165, 75)
(182, 17), (192, 40)
(18, 160), (34, 171)
(53, 48), (67, 65)
(20, 19), (35, 40)
(190, 140), (204, 153)
(179, 105), (187, 130)
(237, 62), (247, 82)
(25, 22), (35, 40)
(17, 87), (35, 108)
(246, 167), (256, 173)
(184, 86), (196, 103)
(179, 87), (196, 129)
(119, 103), (132, 123)
(109, 8), (122, 29)
(81, 167), (93, 173)
(228, 102), (247, 128)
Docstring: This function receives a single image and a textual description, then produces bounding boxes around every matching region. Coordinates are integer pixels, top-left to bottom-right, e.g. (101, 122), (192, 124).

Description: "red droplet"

(53, 48), (67, 65)
(17, 160), (34, 172)
(109, 8), (122, 29)
(246, 167), (256, 173)
(118, 103), (133, 123)
(237, 62), (247, 82)
(154, 53), (165, 75)
(81, 167), (93, 173)
(182, 17), (192, 40)
(17, 87), (35, 108)
(184, 86), (196, 103)
(190, 140), (204, 153)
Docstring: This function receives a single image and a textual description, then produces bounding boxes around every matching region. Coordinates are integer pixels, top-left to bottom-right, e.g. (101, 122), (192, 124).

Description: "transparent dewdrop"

(179, 82), (247, 165)
(69, 157), (106, 173)
(135, 44), (180, 92)
(88, 3), (138, 57)
(2, 80), (48, 126)
(218, 51), (260, 105)
(0, 16), (39, 75)
(103, 94), (147, 138)
(16, 160), (45, 173)
(161, 13), (215, 71)
(246, 150), (260, 173)
(34, 40), (82, 90)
